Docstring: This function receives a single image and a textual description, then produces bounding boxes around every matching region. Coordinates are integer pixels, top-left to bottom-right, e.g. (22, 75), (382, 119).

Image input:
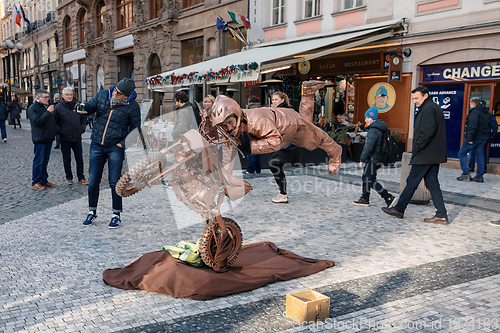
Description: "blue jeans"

(468, 138), (490, 174)
(0, 120), (6, 139)
(88, 143), (125, 213)
(32, 143), (52, 185)
(246, 154), (262, 173)
(61, 141), (85, 181)
(394, 164), (447, 219)
(361, 162), (389, 200)
(458, 139), (487, 178)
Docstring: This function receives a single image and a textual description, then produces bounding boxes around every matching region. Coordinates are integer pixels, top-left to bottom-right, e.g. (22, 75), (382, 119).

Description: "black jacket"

(84, 86), (141, 147)
(488, 112), (498, 138)
(28, 100), (59, 144)
(410, 97), (447, 165)
(0, 102), (8, 122)
(54, 99), (87, 142)
(360, 119), (388, 164)
(464, 103), (490, 142)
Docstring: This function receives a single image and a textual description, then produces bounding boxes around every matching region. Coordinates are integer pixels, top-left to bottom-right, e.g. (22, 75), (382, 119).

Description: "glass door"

(465, 83), (496, 163)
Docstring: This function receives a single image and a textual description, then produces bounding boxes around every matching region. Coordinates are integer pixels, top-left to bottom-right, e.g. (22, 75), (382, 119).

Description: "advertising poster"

(425, 84), (465, 158)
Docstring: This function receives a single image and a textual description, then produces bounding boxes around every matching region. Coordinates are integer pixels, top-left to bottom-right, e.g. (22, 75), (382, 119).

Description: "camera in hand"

(78, 104), (85, 111)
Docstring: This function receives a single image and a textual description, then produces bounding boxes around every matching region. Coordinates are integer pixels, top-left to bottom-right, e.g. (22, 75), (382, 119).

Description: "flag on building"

(13, 5), (22, 27)
(216, 16), (227, 31)
(227, 25), (238, 41)
(20, 5), (30, 25)
(227, 11), (251, 29)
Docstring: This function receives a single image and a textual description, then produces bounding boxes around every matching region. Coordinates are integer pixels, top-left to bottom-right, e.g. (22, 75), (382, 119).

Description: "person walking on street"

(382, 86), (448, 225)
(9, 96), (21, 129)
(457, 97), (491, 183)
(466, 101), (498, 177)
(79, 78), (140, 229)
(53, 87), (89, 186)
(269, 91), (295, 203)
(0, 100), (8, 142)
(353, 108), (395, 208)
(28, 89), (58, 190)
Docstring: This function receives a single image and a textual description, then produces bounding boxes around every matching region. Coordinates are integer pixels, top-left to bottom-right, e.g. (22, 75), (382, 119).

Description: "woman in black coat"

(9, 97), (21, 129)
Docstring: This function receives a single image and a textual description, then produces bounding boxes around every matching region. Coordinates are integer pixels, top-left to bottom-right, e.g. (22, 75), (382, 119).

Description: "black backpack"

(380, 129), (398, 166)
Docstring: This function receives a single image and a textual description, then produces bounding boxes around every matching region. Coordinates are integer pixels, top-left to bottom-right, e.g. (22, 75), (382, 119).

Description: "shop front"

(421, 61), (500, 167)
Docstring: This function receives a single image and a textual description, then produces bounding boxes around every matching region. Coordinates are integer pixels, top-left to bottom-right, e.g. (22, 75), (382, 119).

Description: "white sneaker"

(272, 192), (288, 203)
(3, 138), (6, 142)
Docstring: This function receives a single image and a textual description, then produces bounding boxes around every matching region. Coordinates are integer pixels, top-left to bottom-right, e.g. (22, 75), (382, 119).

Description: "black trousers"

(394, 164), (447, 218)
(361, 162), (389, 200)
(269, 148), (294, 195)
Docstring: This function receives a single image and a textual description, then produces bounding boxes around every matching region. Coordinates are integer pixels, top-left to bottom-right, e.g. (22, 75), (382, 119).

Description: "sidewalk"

(1, 121), (500, 332)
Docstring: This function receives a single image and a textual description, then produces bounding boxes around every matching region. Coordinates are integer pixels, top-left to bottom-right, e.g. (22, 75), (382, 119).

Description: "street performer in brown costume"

(210, 81), (342, 179)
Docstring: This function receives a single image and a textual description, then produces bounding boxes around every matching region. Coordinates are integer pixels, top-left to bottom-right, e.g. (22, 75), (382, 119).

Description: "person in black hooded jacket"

(54, 87), (88, 185)
(353, 108), (395, 208)
(457, 97), (490, 182)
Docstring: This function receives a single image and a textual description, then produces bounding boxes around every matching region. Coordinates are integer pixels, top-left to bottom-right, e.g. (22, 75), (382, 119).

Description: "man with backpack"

(353, 107), (395, 208)
(382, 86), (448, 225)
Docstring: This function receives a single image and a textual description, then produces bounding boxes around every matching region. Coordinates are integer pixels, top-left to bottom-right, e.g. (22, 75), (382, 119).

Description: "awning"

(10, 86), (32, 97)
(147, 18), (405, 89)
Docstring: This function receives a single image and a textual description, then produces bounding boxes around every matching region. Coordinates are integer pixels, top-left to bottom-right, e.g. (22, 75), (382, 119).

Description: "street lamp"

(2, 39), (23, 102)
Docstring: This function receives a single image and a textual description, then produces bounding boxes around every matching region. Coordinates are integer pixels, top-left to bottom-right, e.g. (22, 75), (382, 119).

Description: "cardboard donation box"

(286, 290), (330, 324)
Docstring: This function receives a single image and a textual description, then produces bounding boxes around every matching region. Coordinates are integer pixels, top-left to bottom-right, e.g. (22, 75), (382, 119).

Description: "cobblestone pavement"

(1, 119), (500, 332)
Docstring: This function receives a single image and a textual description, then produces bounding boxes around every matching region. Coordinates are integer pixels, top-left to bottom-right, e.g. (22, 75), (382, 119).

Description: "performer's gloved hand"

(238, 132), (251, 156)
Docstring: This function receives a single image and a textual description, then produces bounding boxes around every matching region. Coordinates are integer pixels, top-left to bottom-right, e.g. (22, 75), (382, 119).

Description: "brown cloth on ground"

(103, 241), (334, 300)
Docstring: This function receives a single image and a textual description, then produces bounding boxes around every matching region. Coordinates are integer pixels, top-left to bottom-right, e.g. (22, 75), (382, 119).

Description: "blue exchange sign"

(422, 62), (500, 83)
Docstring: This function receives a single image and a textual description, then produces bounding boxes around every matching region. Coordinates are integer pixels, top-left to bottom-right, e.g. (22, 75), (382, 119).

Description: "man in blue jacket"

(79, 78), (141, 228)
(28, 89), (58, 190)
(382, 86), (448, 225)
(353, 108), (395, 208)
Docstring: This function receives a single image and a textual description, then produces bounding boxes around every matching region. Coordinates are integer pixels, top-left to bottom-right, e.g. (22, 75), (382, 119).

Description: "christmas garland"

(147, 62), (259, 86)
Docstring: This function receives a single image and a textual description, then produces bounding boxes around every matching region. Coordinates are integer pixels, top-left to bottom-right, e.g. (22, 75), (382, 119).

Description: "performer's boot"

(299, 80), (326, 122)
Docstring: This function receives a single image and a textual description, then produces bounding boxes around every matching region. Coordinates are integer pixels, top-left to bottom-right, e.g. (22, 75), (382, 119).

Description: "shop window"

(272, 0), (285, 25)
(181, 0), (203, 9)
(117, 0), (133, 30)
(181, 37), (203, 67)
(64, 16), (72, 48)
(96, 0), (106, 37)
(150, 0), (162, 19)
(303, 0), (321, 19)
(343, 0), (363, 10)
(78, 9), (86, 44)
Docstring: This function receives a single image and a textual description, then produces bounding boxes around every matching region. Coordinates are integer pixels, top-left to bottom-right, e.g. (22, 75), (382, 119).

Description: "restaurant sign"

(422, 62), (500, 83)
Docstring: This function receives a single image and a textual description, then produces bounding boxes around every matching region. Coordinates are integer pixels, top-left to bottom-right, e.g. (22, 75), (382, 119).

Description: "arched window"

(78, 9), (86, 44)
(96, 1), (106, 38)
(64, 16), (72, 48)
(149, 0), (162, 20)
(117, 0), (133, 30)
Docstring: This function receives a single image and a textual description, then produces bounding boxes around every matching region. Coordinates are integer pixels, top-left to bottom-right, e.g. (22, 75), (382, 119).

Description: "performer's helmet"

(211, 95), (243, 138)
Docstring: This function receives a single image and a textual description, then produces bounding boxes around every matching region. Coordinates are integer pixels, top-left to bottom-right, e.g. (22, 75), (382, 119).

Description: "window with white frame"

(343, 0), (363, 10)
(272, 0), (285, 25)
(304, 0), (320, 19)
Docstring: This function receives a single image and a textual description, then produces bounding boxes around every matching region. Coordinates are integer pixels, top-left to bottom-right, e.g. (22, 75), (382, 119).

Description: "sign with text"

(309, 52), (383, 76)
(425, 84), (465, 158)
(422, 62), (500, 83)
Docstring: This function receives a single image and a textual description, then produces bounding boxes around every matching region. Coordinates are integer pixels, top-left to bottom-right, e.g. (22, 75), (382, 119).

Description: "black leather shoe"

(382, 207), (404, 219)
